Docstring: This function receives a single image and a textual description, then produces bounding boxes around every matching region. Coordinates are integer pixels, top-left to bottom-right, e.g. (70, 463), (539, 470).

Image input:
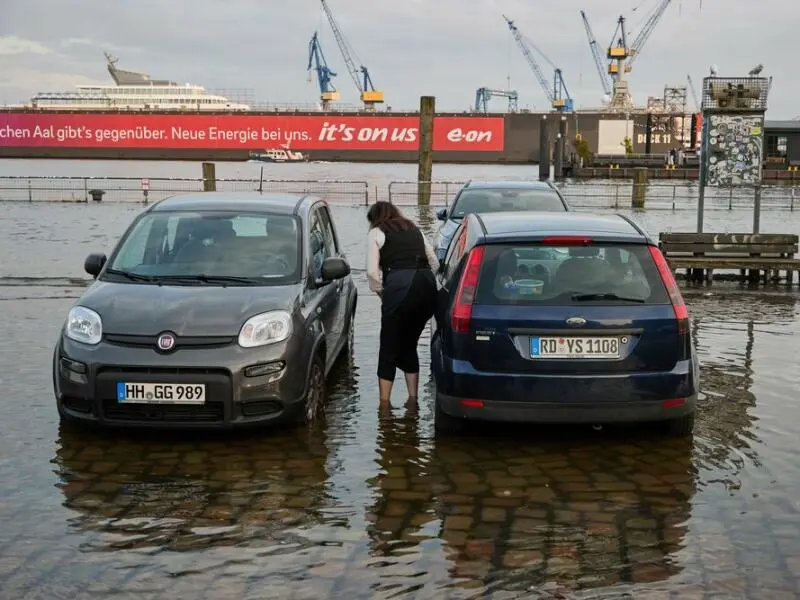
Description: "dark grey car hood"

(78, 281), (301, 336)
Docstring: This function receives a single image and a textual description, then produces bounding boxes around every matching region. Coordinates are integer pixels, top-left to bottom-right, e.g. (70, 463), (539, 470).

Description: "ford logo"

(156, 332), (176, 351)
(566, 317), (587, 327)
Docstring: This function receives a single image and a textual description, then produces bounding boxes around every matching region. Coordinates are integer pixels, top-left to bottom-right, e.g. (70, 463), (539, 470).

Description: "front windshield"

(104, 210), (301, 285)
(450, 188), (565, 219)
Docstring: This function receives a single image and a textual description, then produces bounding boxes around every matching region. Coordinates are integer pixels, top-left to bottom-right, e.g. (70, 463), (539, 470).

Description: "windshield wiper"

(153, 274), (258, 285)
(104, 268), (156, 282)
(571, 292), (645, 303)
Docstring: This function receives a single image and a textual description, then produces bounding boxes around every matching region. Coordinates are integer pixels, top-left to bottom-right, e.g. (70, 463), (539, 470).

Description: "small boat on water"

(248, 145), (309, 163)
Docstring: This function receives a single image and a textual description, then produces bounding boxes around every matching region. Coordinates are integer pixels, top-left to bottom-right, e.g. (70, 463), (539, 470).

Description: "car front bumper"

(53, 333), (314, 429)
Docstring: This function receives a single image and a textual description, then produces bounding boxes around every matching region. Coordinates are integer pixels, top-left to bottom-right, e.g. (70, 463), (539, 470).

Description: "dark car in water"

(431, 211), (698, 436)
(432, 180), (570, 262)
(53, 192), (357, 429)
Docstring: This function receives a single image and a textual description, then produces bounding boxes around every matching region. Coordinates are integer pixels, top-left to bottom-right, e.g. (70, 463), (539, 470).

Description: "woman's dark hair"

(366, 201), (415, 232)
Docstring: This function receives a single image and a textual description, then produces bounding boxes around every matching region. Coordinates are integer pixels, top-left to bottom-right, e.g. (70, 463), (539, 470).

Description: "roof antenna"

(258, 166), (264, 193)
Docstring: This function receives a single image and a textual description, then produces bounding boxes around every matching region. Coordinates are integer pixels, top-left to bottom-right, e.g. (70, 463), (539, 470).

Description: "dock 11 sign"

(703, 114), (764, 186)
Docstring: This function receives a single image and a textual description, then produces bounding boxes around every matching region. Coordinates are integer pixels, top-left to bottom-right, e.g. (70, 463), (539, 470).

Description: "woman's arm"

(422, 233), (440, 273)
(366, 227), (385, 294)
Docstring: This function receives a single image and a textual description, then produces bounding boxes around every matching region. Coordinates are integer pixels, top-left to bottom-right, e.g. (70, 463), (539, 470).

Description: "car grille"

(104, 334), (236, 350)
(96, 366), (231, 424)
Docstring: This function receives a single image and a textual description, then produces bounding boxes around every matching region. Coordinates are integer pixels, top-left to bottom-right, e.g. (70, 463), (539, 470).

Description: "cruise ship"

(22, 53), (251, 112)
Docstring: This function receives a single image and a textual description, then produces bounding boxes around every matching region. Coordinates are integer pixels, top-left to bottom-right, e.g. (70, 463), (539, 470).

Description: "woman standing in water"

(365, 202), (439, 405)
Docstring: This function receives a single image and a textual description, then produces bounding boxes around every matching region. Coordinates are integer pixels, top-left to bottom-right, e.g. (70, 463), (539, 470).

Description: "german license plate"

(530, 336), (620, 359)
(116, 382), (206, 404)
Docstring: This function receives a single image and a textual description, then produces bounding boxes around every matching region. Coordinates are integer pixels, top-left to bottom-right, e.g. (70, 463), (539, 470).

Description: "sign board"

(141, 178), (150, 191)
(702, 114), (764, 186)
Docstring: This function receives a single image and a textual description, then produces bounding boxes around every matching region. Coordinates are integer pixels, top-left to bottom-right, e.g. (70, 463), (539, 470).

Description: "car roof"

(472, 211), (652, 243)
(462, 180), (554, 191)
(148, 191), (319, 215)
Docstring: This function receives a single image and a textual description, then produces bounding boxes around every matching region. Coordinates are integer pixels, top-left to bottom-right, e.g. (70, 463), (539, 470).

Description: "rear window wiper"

(104, 268), (156, 282)
(153, 274), (259, 285)
(571, 292), (645, 303)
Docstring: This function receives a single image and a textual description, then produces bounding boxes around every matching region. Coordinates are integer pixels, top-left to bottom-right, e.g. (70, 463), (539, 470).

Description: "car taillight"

(451, 245), (485, 334)
(649, 245), (689, 334)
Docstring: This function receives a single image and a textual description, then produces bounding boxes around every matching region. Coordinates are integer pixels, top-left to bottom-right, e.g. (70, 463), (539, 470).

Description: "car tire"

(663, 412), (695, 436)
(303, 353), (327, 423)
(343, 309), (355, 352)
(434, 398), (464, 434)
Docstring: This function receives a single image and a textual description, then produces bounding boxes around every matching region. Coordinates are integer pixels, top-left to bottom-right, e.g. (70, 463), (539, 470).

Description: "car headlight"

(238, 311), (293, 348)
(65, 306), (102, 345)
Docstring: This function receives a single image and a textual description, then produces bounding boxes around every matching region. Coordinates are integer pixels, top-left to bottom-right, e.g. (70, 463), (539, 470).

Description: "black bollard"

(538, 115), (550, 180)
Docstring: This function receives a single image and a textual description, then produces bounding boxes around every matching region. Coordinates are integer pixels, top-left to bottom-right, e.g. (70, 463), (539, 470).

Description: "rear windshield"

(475, 243), (670, 305)
(450, 188), (564, 219)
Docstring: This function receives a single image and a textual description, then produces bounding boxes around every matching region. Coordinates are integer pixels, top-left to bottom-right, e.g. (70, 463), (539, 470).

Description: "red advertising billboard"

(0, 113), (504, 152)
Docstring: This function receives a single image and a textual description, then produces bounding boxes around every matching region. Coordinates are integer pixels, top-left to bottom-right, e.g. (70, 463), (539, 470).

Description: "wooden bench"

(658, 232), (800, 284)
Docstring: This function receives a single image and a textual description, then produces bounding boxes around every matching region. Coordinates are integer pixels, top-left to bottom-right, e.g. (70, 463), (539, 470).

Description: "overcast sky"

(1, 0), (796, 118)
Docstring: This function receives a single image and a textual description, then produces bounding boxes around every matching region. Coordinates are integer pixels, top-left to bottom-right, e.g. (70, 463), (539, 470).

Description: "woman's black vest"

(379, 227), (429, 279)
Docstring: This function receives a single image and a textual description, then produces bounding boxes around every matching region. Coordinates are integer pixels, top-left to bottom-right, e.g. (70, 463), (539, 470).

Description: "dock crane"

(319, 0), (384, 111)
(307, 32), (340, 110)
(602, 0), (674, 110)
(686, 74), (700, 111)
(502, 15), (573, 112)
(474, 87), (519, 113)
(580, 10), (612, 98)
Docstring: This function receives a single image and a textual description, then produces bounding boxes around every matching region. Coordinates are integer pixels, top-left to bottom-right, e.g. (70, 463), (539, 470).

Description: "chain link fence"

(1, 175), (798, 212)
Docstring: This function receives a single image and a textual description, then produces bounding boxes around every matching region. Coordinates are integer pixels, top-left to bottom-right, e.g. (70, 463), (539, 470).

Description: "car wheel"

(343, 310), (355, 351)
(304, 354), (327, 422)
(663, 412), (695, 436)
(434, 398), (464, 434)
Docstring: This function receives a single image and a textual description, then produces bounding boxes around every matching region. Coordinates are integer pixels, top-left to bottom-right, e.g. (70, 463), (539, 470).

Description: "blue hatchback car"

(431, 211), (698, 436)
(432, 180), (570, 262)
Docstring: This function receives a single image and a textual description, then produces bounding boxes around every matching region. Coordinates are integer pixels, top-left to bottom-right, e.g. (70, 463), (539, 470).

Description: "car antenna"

(258, 166), (264, 193)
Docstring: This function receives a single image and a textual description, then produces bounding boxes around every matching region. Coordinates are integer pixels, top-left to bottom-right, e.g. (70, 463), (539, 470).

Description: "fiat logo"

(156, 332), (176, 351)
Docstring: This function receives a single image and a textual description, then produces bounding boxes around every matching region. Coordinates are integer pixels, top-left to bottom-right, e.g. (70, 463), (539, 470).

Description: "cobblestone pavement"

(2, 203), (800, 599)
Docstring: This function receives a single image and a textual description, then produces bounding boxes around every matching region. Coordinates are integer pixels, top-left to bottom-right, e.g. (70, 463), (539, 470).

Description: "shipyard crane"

(474, 87), (519, 113)
(686, 74), (700, 111)
(502, 15), (573, 112)
(580, 10), (612, 97)
(628, 0), (672, 69)
(307, 32), (340, 110)
(319, 0), (384, 111)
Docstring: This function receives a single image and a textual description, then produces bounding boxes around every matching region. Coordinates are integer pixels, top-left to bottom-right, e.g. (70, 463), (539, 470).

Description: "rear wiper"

(154, 274), (258, 285)
(571, 292), (645, 303)
(104, 268), (156, 282)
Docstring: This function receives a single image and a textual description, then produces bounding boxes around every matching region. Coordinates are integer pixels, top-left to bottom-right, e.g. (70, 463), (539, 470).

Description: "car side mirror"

(321, 257), (350, 282)
(436, 208), (447, 221)
(84, 253), (107, 278)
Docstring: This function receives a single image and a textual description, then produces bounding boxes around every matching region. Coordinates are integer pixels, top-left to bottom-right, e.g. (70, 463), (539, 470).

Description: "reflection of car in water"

(432, 180), (570, 262)
(52, 425), (332, 554)
(53, 192), (357, 429)
(432, 211), (699, 435)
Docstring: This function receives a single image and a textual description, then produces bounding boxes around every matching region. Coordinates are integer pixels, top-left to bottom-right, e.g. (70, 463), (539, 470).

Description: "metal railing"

(1, 176), (799, 211)
(0, 176), (369, 205)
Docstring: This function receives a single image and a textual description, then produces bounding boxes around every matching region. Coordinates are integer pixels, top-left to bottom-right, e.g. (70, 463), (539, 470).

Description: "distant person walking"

(365, 202), (439, 405)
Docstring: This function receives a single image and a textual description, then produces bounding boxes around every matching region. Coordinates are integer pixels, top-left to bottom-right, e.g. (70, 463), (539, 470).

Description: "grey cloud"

(1, 0), (797, 117)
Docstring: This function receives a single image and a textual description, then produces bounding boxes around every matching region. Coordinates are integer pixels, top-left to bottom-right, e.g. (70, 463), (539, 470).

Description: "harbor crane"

(585, 0), (674, 110)
(474, 87), (519, 113)
(319, 0), (384, 111)
(580, 10), (612, 97)
(307, 32), (340, 110)
(686, 74), (700, 111)
(502, 15), (573, 112)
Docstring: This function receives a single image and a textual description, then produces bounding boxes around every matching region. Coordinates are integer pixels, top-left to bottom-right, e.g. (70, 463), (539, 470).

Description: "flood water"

(3, 162), (800, 598)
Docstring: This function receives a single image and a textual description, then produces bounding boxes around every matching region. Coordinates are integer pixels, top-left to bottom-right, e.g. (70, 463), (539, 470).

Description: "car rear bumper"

(53, 334), (313, 430)
(434, 355), (698, 424)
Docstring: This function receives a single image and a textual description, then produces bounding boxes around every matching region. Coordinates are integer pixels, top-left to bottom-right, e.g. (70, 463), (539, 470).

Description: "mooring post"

(417, 96), (435, 205)
(538, 115), (550, 180)
(632, 167), (647, 208)
(202, 162), (217, 192)
(553, 116), (567, 180)
(753, 184), (762, 233)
